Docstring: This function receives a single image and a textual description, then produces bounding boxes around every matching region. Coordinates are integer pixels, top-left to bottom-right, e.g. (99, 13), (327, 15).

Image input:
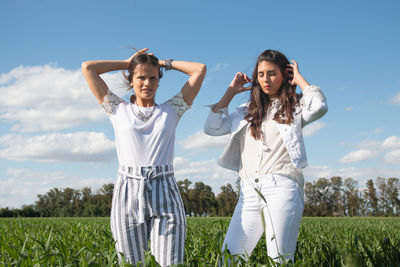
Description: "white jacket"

(204, 85), (328, 171)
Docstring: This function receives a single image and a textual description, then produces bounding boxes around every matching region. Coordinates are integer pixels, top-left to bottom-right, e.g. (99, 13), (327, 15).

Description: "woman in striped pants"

(82, 48), (206, 266)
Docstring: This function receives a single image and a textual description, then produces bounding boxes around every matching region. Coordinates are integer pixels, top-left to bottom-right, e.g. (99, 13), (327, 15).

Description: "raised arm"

(159, 60), (207, 106)
(81, 48), (148, 104)
(203, 72), (252, 136)
(212, 72), (252, 111)
(287, 60), (328, 125)
(81, 60), (128, 104)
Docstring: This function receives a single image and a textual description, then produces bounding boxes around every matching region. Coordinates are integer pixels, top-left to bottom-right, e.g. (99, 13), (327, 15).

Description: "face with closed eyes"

(131, 63), (160, 106)
(257, 61), (284, 99)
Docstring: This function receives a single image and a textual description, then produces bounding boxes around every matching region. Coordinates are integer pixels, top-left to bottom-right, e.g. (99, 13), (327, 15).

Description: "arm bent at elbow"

(301, 85), (328, 126)
(81, 60), (130, 104)
(170, 61), (207, 106)
(203, 105), (234, 136)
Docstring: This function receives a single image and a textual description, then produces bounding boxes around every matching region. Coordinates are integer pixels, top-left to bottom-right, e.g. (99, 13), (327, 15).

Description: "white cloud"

(372, 128), (383, 134)
(338, 135), (400, 164)
(303, 121), (326, 137)
(382, 136), (400, 149)
(0, 168), (114, 208)
(360, 128), (384, 136)
(339, 149), (375, 163)
(383, 150), (400, 164)
(390, 92), (400, 105)
(210, 62), (230, 72)
(178, 131), (229, 151)
(345, 106), (354, 111)
(0, 64), (127, 132)
(0, 132), (115, 162)
(356, 139), (382, 150)
(174, 157), (236, 180)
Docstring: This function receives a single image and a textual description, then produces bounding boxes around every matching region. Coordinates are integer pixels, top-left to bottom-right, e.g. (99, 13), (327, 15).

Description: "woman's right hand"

(229, 72), (252, 95)
(211, 72), (251, 112)
(126, 48), (150, 66)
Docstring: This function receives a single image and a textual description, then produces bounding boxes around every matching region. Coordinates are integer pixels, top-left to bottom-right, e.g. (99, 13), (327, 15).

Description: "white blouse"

(238, 105), (304, 185)
(101, 89), (190, 167)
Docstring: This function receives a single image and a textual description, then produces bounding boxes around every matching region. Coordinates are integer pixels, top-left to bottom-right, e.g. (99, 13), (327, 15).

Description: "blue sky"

(1, 0), (400, 208)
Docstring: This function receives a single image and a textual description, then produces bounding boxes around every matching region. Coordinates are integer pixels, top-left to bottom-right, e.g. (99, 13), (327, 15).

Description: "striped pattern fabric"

(110, 165), (186, 266)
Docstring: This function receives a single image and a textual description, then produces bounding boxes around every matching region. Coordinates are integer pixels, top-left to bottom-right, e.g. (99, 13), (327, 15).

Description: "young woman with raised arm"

(82, 48), (206, 266)
(204, 50), (327, 264)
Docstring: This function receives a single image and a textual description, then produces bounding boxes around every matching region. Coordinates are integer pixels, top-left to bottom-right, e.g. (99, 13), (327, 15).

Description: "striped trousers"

(110, 165), (186, 266)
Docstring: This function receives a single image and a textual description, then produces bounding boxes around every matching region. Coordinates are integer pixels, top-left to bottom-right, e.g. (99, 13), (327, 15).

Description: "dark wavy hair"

(123, 53), (163, 103)
(244, 50), (301, 140)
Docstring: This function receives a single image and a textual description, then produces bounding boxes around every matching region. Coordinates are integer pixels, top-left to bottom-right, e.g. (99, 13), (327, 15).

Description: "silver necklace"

(131, 102), (156, 122)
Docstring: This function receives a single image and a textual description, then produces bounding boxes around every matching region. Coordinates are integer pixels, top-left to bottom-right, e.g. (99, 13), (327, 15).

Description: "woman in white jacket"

(204, 50), (327, 264)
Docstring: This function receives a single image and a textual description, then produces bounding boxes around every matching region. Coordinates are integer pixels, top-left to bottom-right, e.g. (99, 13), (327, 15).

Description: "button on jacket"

(204, 85), (328, 171)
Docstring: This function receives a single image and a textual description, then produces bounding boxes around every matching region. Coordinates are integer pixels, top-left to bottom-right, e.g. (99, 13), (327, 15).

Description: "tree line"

(1, 176), (399, 217)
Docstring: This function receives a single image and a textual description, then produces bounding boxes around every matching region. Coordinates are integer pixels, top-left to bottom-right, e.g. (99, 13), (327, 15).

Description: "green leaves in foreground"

(1, 217), (400, 266)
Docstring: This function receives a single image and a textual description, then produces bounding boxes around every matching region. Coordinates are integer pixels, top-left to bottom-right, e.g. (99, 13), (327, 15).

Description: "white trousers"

(222, 174), (303, 263)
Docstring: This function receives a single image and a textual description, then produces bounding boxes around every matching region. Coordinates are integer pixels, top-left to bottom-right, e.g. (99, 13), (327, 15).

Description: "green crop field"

(1, 217), (400, 266)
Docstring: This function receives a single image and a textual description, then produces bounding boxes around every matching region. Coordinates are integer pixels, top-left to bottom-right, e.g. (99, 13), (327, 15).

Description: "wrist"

(297, 77), (309, 90)
(123, 60), (131, 70)
(164, 59), (173, 71)
(228, 85), (241, 95)
(227, 86), (239, 97)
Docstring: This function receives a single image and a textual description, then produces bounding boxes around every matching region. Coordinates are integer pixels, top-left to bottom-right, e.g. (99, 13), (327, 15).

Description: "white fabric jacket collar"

(204, 85), (328, 171)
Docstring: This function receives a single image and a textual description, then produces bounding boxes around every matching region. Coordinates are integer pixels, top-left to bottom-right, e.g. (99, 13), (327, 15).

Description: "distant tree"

(216, 183), (238, 216)
(36, 193), (51, 217)
(375, 177), (400, 216)
(343, 177), (360, 216)
(304, 181), (318, 216)
(376, 177), (391, 216)
(312, 178), (331, 216)
(177, 179), (192, 216)
(98, 183), (114, 216)
(364, 179), (379, 216)
(329, 176), (345, 216)
(188, 182), (217, 216)
(387, 178), (400, 216)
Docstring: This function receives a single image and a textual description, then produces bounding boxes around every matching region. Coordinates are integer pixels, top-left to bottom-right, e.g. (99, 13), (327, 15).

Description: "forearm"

(212, 87), (237, 112)
(296, 76), (310, 92)
(301, 85), (328, 126)
(81, 60), (130, 75)
(162, 60), (206, 106)
(161, 60), (206, 77)
(81, 60), (129, 104)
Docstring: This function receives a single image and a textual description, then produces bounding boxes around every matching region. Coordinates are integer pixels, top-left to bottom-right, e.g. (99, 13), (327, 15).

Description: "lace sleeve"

(167, 91), (191, 118)
(100, 89), (125, 115)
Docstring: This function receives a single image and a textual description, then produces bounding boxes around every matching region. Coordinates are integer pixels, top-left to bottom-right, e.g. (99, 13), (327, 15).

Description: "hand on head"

(286, 60), (302, 86)
(127, 48), (153, 64)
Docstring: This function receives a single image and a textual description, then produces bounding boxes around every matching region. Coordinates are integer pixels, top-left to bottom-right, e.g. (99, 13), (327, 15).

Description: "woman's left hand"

(287, 60), (309, 89)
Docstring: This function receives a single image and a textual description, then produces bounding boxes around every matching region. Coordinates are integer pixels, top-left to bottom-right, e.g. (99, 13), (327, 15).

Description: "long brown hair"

(245, 50), (301, 140)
